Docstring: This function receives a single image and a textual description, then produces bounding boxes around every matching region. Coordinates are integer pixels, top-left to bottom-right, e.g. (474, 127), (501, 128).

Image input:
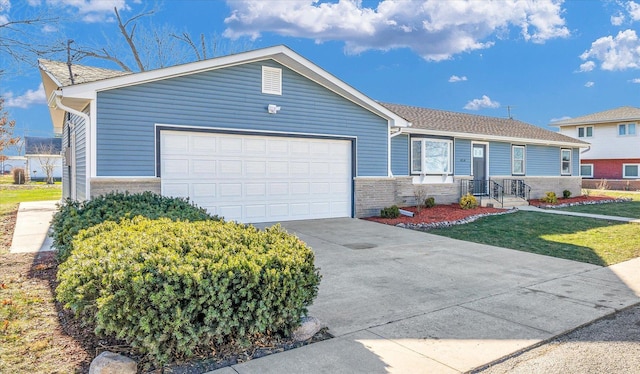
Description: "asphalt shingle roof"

(39, 59), (130, 87)
(381, 102), (587, 145)
(551, 106), (640, 126)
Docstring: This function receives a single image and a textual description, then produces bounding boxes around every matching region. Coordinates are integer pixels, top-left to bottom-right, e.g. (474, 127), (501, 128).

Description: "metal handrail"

(503, 179), (531, 201)
(489, 180), (504, 207)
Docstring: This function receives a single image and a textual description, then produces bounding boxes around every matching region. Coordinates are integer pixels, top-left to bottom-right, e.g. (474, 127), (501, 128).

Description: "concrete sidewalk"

(9, 200), (58, 253)
(210, 218), (640, 374)
(517, 204), (640, 223)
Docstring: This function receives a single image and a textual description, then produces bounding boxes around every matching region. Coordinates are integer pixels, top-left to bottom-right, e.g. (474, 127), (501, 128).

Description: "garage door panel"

(161, 131), (351, 223)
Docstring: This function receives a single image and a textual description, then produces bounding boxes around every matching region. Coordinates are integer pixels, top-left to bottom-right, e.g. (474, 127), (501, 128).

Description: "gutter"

(49, 90), (91, 199)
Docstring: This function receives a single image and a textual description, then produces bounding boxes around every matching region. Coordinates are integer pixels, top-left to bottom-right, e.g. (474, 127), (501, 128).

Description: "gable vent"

(262, 66), (282, 95)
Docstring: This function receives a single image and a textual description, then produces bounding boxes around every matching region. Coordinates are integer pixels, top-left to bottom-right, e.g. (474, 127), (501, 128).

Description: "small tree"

(0, 97), (20, 159)
(32, 142), (58, 184)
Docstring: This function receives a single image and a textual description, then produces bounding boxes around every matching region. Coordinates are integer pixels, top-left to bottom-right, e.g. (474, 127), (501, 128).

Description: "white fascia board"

(404, 128), (590, 148)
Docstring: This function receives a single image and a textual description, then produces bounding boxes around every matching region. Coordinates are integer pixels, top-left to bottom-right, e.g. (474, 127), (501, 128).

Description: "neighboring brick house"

(554, 106), (640, 187)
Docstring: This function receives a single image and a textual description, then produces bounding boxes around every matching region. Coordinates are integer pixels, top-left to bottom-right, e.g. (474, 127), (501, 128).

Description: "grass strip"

(430, 211), (640, 266)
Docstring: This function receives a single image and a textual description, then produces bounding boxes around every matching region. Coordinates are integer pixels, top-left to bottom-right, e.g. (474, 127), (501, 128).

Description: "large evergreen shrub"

(56, 217), (321, 365)
(50, 191), (215, 263)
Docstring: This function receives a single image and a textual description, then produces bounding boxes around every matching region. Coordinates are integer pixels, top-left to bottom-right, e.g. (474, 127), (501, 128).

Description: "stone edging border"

(396, 209), (518, 231)
(532, 198), (631, 209)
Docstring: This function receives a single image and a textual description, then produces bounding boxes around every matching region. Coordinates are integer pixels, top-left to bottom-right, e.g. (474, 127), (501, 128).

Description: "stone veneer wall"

(90, 178), (161, 198)
(355, 175), (582, 218)
(354, 176), (461, 218)
(498, 176), (582, 199)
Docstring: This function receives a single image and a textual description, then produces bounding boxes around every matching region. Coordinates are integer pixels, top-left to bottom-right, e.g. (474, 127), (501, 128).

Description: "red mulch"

(364, 204), (504, 225)
(365, 195), (620, 226)
(529, 195), (614, 207)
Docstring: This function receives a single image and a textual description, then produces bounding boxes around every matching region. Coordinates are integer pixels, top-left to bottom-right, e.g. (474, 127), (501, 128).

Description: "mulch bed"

(529, 195), (625, 208)
(365, 195), (626, 228)
(364, 204), (505, 226)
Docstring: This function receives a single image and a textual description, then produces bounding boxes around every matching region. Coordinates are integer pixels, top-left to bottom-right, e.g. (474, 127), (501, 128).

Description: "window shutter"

(262, 66), (282, 95)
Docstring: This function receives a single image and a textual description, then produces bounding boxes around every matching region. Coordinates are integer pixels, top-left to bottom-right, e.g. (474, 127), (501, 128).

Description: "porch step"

(480, 196), (529, 208)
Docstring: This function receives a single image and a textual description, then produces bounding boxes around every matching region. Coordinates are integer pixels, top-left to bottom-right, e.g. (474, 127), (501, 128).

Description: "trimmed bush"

(563, 189), (572, 199)
(12, 168), (25, 184)
(56, 217), (321, 365)
(459, 193), (478, 209)
(541, 191), (558, 204)
(425, 197), (436, 208)
(50, 191), (216, 263)
(380, 205), (400, 218)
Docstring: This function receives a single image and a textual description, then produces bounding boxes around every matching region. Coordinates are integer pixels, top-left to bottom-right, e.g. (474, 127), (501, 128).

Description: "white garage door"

(160, 130), (352, 223)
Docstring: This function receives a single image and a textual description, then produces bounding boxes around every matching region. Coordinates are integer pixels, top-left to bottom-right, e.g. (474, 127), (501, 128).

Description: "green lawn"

(429, 211), (640, 266)
(557, 201), (640, 219)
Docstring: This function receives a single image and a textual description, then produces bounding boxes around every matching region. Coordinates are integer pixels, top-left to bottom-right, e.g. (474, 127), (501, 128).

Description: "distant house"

(555, 106), (640, 186)
(39, 45), (587, 222)
(24, 136), (63, 182)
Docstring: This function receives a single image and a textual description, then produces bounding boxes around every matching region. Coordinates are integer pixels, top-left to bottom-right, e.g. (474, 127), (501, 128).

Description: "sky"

(2, 0), (640, 146)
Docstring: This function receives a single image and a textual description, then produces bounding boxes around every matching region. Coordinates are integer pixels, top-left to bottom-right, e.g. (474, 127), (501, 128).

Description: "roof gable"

(382, 103), (587, 146)
(552, 106), (640, 126)
(40, 45), (410, 132)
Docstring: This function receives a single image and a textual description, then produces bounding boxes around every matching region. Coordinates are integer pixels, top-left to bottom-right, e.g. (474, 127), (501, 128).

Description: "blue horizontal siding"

(391, 134), (409, 176)
(72, 112), (86, 200)
(96, 61), (388, 177)
(489, 141), (511, 175)
(572, 148), (580, 176)
(454, 139), (471, 176)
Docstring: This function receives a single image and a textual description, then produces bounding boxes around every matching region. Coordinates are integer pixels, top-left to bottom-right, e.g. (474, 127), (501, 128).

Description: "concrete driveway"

(218, 218), (640, 373)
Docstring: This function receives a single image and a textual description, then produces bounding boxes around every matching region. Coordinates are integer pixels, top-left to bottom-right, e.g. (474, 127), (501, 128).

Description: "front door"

(472, 144), (487, 195)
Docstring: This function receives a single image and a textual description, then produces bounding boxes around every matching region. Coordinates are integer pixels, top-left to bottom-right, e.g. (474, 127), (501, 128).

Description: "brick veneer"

(90, 178), (161, 198)
(582, 158), (640, 179)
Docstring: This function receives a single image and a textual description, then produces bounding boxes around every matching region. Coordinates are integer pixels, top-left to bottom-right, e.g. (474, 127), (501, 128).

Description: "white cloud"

(448, 75), (467, 83)
(579, 60), (596, 72)
(464, 95), (500, 110)
(46, 0), (130, 23)
(4, 83), (46, 108)
(580, 29), (640, 70)
(627, 1), (640, 21)
(224, 0), (569, 61)
(584, 81), (595, 87)
(611, 13), (625, 25)
(630, 78), (640, 83)
(550, 116), (572, 122)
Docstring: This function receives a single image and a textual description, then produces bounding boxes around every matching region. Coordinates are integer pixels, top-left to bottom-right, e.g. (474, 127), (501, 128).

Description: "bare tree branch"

(114, 7), (153, 71)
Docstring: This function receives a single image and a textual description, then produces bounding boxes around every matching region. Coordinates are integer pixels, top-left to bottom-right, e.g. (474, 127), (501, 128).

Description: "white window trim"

(262, 66), (282, 95)
(580, 163), (593, 178)
(577, 126), (593, 138)
(618, 123), (637, 137)
(410, 138), (453, 175)
(623, 163), (640, 178)
(561, 148), (572, 176)
(512, 145), (526, 176)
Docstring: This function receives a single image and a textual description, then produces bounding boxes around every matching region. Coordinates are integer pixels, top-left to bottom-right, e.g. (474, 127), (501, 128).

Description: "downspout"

(388, 128), (405, 177)
(52, 91), (91, 199)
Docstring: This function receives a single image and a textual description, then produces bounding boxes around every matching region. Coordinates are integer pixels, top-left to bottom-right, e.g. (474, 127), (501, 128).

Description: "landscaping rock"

(88, 351), (137, 374)
(292, 316), (325, 342)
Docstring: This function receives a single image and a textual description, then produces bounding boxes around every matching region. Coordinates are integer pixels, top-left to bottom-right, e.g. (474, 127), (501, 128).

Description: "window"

(580, 164), (593, 178)
(512, 145), (525, 175)
(577, 126), (593, 138)
(262, 66), (282, 95)
(561, 149), (572, 175)
(410, 138), (452, 175)
(618, 123), (636, 136)
(623, 164), (640, 178)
